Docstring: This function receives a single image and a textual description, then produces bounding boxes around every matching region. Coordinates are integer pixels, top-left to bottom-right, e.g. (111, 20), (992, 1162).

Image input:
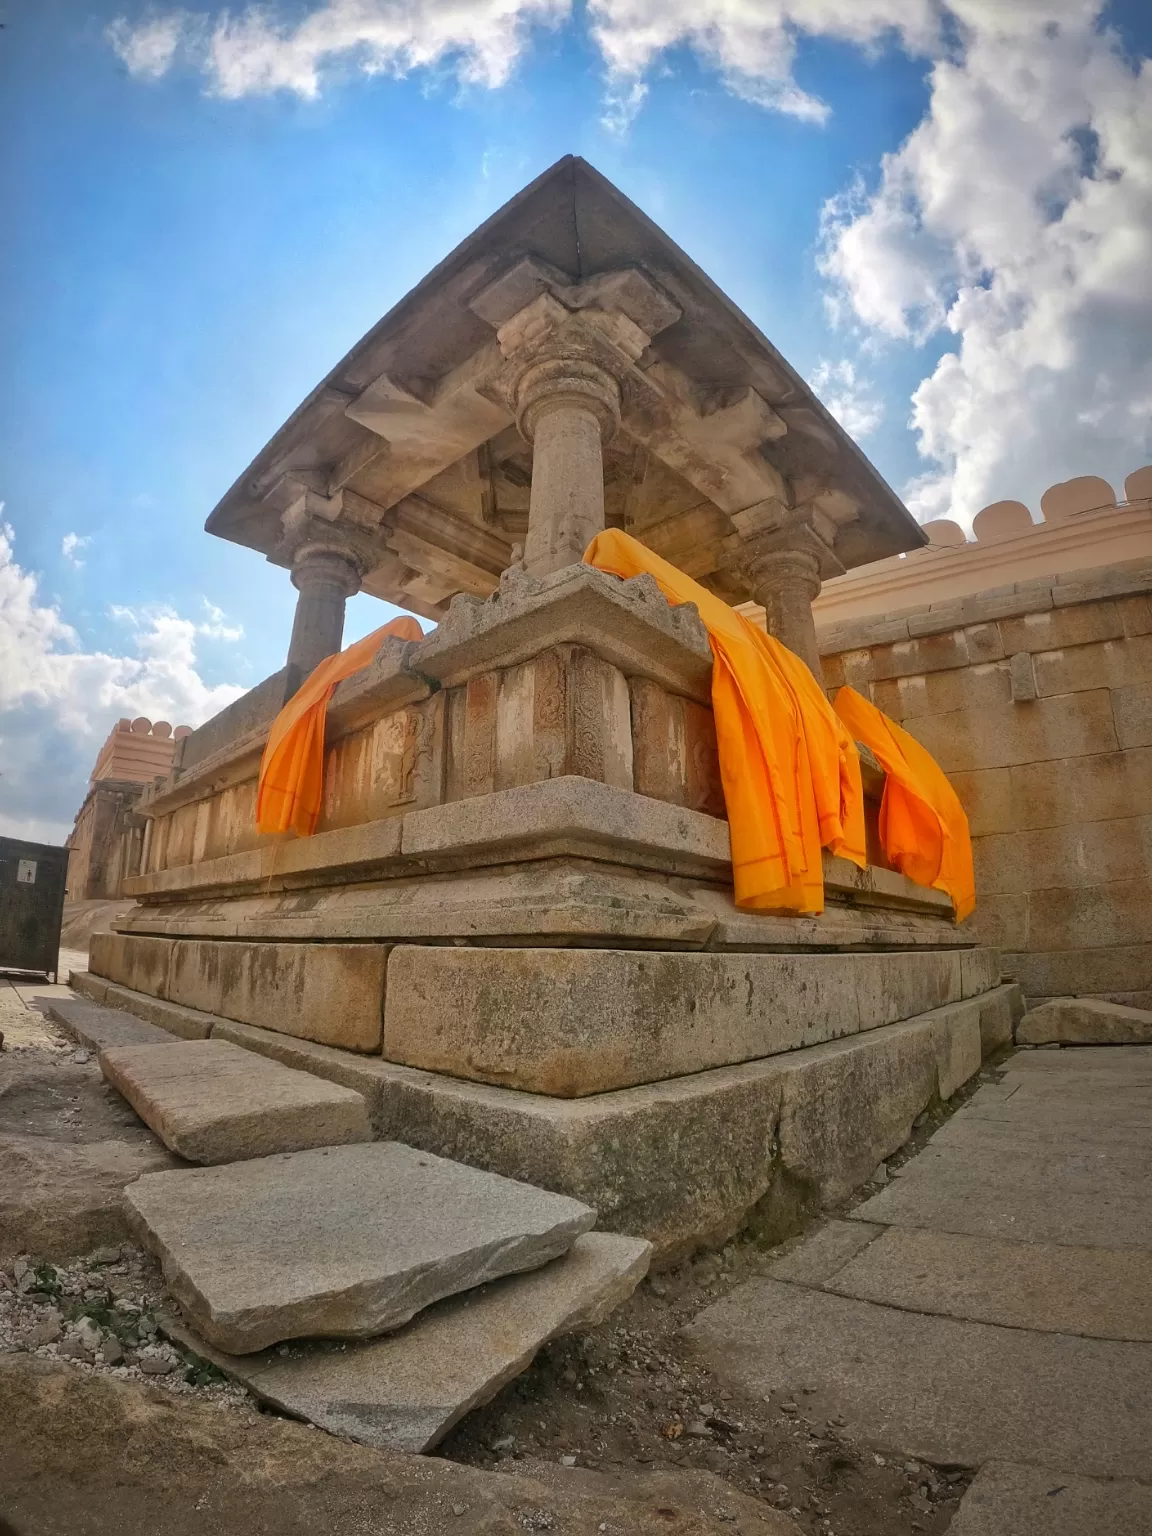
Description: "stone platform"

(85, 561), (1011, 1254)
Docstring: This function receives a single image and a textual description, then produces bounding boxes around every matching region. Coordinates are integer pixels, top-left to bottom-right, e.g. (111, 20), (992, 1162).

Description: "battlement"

(90, 716), (192, 786)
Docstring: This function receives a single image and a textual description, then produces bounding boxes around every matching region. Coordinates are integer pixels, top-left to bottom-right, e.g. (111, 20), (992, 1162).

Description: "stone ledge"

(381, 944), (987, 1095)
(411, 563), (714, 704)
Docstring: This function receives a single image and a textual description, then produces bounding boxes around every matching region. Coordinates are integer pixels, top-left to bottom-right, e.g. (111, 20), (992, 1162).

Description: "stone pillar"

(728, 533), (826, 682)
(515, 359), (621, 577)
(287, 543), (362, 676)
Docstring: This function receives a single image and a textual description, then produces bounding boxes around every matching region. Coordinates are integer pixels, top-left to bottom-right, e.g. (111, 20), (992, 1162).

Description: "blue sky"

(2, 0), (1150, 839)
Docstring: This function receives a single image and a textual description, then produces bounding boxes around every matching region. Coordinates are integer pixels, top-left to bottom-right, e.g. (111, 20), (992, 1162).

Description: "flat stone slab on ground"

(164, 1230), (651, 1451)
(125, 1140), (597, 1353)
(100, 1039), (372, 1164)
(46, 997), (176, 1051)
(814, 1224), (1152, 1340)
(950, 1460), (1152, 1535)
(1006, 1043), (1152, 1075)
(852, 1132), (1152, 1248)
(683, 1278), (1152, 1478)
(1018, 997), (1152, 1045)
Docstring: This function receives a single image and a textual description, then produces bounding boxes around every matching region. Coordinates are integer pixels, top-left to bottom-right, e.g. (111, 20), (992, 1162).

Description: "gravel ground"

(0, 1244), (247, 1409)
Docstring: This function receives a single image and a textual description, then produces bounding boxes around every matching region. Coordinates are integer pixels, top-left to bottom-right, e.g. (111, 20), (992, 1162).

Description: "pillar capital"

(513, 355), (622, 446)
(289, 540), (363, 598)
(723, 518), (840, 681)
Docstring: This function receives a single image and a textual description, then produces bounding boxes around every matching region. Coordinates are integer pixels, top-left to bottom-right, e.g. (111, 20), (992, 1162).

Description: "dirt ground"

(0, 992), (1003, 1535)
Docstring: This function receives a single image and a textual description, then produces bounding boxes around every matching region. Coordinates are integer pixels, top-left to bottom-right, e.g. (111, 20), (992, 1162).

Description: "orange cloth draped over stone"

(584, 529), (866, 914)
(833, 685), (976, 922)
(255, 616), (424, 839)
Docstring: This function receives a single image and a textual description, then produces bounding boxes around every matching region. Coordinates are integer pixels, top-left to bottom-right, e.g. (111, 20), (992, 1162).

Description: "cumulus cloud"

(0, 520), (244, 844)
(109, 0), (569, 98)
(820, 1), (1152, 524)
(104, 0), (1152, 527)
(60, 532), (90, 569)
(808, 359), (885, 439)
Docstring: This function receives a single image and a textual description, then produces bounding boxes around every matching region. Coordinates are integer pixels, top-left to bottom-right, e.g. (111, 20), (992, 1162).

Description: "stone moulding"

(413, 564), (714, 702)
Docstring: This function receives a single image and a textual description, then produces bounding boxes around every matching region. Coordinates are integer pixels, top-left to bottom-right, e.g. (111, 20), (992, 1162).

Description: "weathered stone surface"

(950, 1460), (1152, 1535)
(0, 1134), (175, 1263)
(852, 1123), (1152, 1248)
(368, 1000), (988, 1258)
(908, 690), (1118, 774)
(162, 938), (388, 1052)
(974, 815), (1152, 896)
(951, 747), (1152, 838)
(164, 1232), (651, 1452)
(70, 972), (215, 1038)
(382, 944), (973, 1095)
(767, 1219), (882, 1286)
(0, 1355), (801, 1536)
(399, 774), (732, 878)
(822, 1224), (1152, 1340)
(90, 930), (172, 997)
(410, 560), (714, 702)
(684, 1279), (1152, 1477)
(45, 997), (175, 1051)
(101, 1040), (372, 1164)
(1018, 996), (1152, 1045)
(124, 1141), (596, 1352)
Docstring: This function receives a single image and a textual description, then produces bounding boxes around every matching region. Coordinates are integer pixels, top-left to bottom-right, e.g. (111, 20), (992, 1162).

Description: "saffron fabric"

(584, 529), (866, 914)
(833, 685), (976, 922)
(255, 616), (424, 839)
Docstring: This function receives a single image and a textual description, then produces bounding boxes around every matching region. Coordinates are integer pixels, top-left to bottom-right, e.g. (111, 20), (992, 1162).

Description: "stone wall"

(66, 780), (146, 900)
(817, 556), (1152, 1010)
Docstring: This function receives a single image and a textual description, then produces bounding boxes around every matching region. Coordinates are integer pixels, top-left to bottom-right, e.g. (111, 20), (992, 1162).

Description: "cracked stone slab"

(163, 1230), (650, 1451)
(819, 1225), (1152, 1341)
(950, 1460), (1152, 1534)
(125, 1141), (597, 1353)
(683, 1278), (1152, 1478)
(100, 1039), (372, 1164)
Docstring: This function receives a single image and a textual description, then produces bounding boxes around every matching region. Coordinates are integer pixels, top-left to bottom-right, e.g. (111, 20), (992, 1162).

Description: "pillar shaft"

(522, 403), (607, 575)
(749, 547), (824, 680)
(514, 357), (621, 579)
(287, 544), (362, 677)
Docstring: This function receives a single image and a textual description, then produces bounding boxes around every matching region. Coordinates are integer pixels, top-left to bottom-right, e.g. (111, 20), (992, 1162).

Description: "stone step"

(45, 997), (176, 1052)
(951, 1460), (1152, 1534)
(124, 1140), (597, 1353)
(100, 1039), (373, 1164)
(161, 1230), (651, 1452)
(1018, 997), (1152, 1045)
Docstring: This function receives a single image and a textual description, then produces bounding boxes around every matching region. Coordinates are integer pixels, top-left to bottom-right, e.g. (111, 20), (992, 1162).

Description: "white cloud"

(60, 532), (91, 569)
(590, 0), (936, 129)
(108, 8), (191, 78)
(820, 1), (1152, 524)
(108, 0), (569, 98)
(0, 521), (245, 844)
(808, 358), (885, 439)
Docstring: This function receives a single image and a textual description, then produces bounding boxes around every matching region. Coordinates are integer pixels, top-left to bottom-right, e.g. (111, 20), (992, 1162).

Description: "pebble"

(451, 1504), (467, 1517)
(139, 1356), (177, 1375)
(100, 1336), (125, 1366)
(71, 1050), (91, 1065)
(559, 1455), (577, 1466)
(780, 1401), (799, 1414)
(685, 1420), (711, 1438)
(904, 1460), (922, 1475)
(491, 1435), (515, 1452)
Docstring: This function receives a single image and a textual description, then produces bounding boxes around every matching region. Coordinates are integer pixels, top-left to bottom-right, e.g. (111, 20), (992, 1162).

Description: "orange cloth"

(584, 529), (865, 914)
(256, 616), (424, 838)
(833, 685), (976, 922)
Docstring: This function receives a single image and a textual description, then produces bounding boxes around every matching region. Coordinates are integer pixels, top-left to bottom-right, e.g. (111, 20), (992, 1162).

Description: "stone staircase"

(44, 995), (652, 1452)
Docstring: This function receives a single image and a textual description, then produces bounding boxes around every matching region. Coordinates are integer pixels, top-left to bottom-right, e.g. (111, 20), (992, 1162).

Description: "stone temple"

(80, 157), (1017, 1258)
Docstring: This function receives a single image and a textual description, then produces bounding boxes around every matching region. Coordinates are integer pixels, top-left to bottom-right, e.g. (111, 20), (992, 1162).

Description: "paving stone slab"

(1018, 997), (1152, 1045)
(950, 1460), (1152, 1535)
(125, 1141), (597, 1353)
(852, 1136), (1152, 1248)
(820, 1225), (1152, 1340)
(683, 1279), (1152, 1477)
(163, 1231), (651, 1451)
(933, 1100), (1152, 1149)
(100, 1039), (372, 1164)
(1006, 1043), (1152, 1074)
(768, 1219), (883, 1286)
(45, 997), (176, 1051)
